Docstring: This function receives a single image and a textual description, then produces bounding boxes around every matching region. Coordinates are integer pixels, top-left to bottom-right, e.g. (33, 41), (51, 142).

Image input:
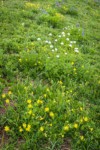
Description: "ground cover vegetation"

(0, 0), (100, 149)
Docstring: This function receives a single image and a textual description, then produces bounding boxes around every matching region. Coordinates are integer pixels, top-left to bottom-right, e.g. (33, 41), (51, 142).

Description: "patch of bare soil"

(60, 138), (71, 150)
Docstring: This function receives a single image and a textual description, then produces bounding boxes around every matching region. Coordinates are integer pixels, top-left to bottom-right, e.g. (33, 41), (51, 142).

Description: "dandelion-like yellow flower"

(5, 99), (10, 104)
(84, 117), (88, 122)
(90, 128), (93, 132)
(74, 123), (78, 129)
(73, 68), (76, 71)
(71, 62), (74, 65)
(8, 91), (12, 95)
(39, 117), (44, 121)
(40, 126), (44, 132)
(58, 80), (63, 85)
(27, 99), (32, 104)
(37, 100), (43, 105)
(19, 58), (22, 62)
(26, 124), (31, 132)
(64, 125), (69, 131)
(19, 127), (23, 132)
(46, 88), (49, 92)
(23, 123), (26, 128)
(49, 112), (54, 118)
(80, 135), (84, 141)
(28, 110), (32, 115)
(45, 107), (49, 112)
(2, 94), (6, 98)
(4, 126), (10, 132)
(80, 107), (83, 111)
(44, 94), (47, 98)
(28, 104), (33, 108)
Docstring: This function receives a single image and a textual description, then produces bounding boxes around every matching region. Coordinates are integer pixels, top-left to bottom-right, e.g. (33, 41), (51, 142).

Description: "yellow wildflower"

(44, 94), (47, 98)
(90, 128), (93, 132)
(28, 104), (33, 108)
(84, 117), (88, 122)
(27, 99), (32, 104)
(28, 110), (32, 115)
(39, 117), (44, 121)
(19, 127), (23, 132)
(80, 107), (83, 111)
(5, 99), (10, 104)
(49, 123), (52, 127)
(8, 91), (12, 95)
(49, 112), (54, 118)
(74, 123), (78, 129)
(73, 68), (76, 71)
(71, 62), (74, 65)
(2, 94), (6, 98)
(19, 58), (22, 62)
(46, 88), (49, 92)
(26, 124), (31, 132)
(58, 80), (63, 85)
(80, 135), (84, 141)
(4, 126), (10, 132)
(23, 123), (26, 128)
(40, 126), (44, 132)
(37, 99), (43, 105)
(64, 125), (69, 131)
(45, 107), (49, 112)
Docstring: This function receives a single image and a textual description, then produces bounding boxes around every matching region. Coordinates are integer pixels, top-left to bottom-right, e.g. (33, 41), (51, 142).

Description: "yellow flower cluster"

(4, 126), (10, 132)
(19, 123), (31, 132)
(37, 99), (43, 105)
(25, 2), (40, 9)
(49, 112), (54, 118)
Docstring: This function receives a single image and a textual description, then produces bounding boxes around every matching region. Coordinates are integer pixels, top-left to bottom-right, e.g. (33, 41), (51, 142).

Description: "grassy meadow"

(0, 0), (100, 149)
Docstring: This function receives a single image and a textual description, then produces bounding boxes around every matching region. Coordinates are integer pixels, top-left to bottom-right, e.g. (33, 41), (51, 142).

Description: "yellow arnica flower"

(49, 112), (54, 118)
(44, 94), (47, 98)
(45, 107), (49, 112)
(58, 80), (63, 85)
(64, 125), (69, 131)
(71, 62), (74, 65)
(4, 126), (10, 132)
(19, 127), (23, 132)
(80, 135), (84, 141)
(84, 117), (88, 122)
(28, 104), (33, 108)
(74, 123), (78, 129)
(26, 124), (31, 132)
(46, 88), (49, 92)
(23, 123), (26, 128)
(37, 100), (43, 105)
(40, 126), (44, 132)
(8, 91), (12, 95)
(5, 99), (10, 104)
(2, 94), (6, 98)
(19, 58), (22, 62)
(28, 110), (32, 115)
(27, 99), (32, 104)
(80, 107), (83, 111)
(73, 68), (76, 71)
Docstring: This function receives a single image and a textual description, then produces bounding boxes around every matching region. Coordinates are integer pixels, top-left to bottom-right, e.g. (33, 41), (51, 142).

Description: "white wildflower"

(49, 33), (52, 36)
(66, 38), (69, 41)
(56, 55), (60, 58)
(50, 45), (54, 48)
(55, 39), (58, 42)
(55, 48), (58, 51)
(37, 38), (41, 41)
(60, 42), (64, 45)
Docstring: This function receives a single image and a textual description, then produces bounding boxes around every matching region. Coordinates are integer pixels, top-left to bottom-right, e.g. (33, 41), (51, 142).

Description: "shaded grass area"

(0, 0), (100, 149)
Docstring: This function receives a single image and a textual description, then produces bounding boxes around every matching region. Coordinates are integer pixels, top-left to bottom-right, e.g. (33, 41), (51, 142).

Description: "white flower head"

(61, 42), (64, 45)
(55, 48), (58, 51)
(67, 33), (70, 36)
(45, 40), (49, 43)
(48, 41), (51, 44)
(49, 33), (52, 36)
(62, 32), (65, 35)
(65, 52), (67, 55)
(74, 49), (79, 53)
(55, 39), (58, 42)
(58, 35), (61, 38)
(50, 45), (54, 48)
(69, 44), (72, 47)
(52, 49), (54, 52)
(37, 38), (41, 41)
(56, 55), (60, 58)
(66, 38), (69, 41)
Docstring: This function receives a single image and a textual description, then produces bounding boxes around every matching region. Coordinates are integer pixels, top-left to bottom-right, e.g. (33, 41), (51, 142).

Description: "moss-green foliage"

(0, 0), (100, 149)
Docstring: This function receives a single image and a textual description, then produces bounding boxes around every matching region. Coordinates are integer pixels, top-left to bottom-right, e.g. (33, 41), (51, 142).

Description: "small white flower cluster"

(74, 47), (79, 53)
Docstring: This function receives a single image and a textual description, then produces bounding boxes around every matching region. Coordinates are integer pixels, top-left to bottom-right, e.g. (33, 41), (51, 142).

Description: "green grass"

(0, 0), (100, 149)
